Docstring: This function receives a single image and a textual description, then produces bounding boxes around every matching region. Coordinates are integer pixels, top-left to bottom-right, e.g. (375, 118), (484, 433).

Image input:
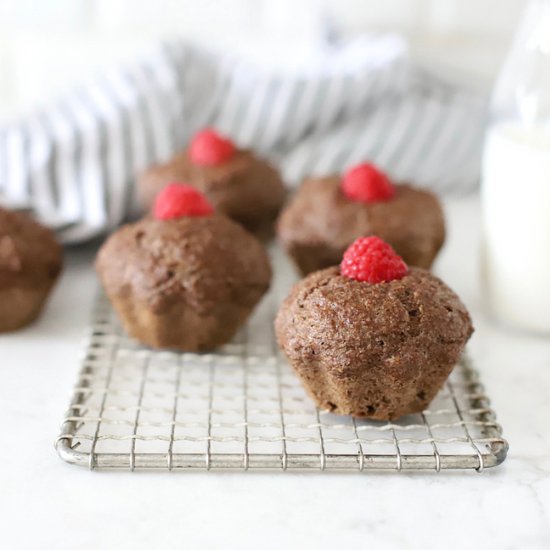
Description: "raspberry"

(189, 128), (236, 166)
(154, 183), (214, 220)
(341, 163), (395, 203)
(340, 236), (408, 283)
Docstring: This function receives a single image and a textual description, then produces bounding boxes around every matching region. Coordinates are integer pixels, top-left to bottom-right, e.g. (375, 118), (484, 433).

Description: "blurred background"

(0, 0), (529, 121)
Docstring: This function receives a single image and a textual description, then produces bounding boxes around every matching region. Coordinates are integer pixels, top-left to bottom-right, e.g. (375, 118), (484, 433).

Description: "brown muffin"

(0, 207), (63, 332)
(277, 176), (445, 275)
(139, 146), (286, 237)
(96, 213), (271, 352)
(275, 264), (473, 420)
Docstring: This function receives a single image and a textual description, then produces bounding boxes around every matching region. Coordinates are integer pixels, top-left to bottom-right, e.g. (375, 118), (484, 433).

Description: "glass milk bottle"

(482, 0), (550, 334)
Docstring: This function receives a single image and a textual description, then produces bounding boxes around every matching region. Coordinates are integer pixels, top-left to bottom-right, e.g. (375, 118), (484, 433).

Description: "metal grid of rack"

(56, 249), (508, 472)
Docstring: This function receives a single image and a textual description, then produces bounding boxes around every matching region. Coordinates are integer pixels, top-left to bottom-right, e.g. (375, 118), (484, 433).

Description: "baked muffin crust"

(0, 207), (62, 332)
(97, 214), (271, 351)
(139, 150), (286, 235)
(277, 177), (445, 275)
(275, 266), (473, 420)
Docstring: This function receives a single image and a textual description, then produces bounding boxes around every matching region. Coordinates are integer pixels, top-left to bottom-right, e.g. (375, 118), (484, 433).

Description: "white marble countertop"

(1, 195), (549, 550)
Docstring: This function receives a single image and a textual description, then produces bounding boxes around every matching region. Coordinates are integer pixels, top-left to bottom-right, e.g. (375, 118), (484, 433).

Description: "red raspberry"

(341, 163), (395, 203)
(189, 128), (236, 166)
(154, 183), (214, 220)
(340, 236), (408, 283)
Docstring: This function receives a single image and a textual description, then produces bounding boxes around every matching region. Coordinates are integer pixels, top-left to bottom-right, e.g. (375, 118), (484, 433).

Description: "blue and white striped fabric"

(0, 36), (487, 243)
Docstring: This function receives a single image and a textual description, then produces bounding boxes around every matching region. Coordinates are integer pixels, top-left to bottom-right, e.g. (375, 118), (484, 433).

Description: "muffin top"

(0, 207), (62, 288)
(277, 177), (444, 250)
(139, 149), (286, 222)
(275, 265), (473, 377)
(96, 214), (272, 314)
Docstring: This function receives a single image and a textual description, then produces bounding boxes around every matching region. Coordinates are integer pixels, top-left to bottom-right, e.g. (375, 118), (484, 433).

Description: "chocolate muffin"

(275, 236), (472, 420)
(277, 163), (445, 275)
(0, 207), (63, 332)
(96, 184), (271, 352)
(138, 128), (286, 236)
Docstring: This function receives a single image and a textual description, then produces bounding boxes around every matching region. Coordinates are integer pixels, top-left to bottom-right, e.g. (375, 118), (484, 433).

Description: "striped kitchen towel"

(0, 35), (487, 243)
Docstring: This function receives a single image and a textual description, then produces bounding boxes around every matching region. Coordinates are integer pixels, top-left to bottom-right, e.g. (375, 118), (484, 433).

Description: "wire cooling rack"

(56, 247), (508, 472)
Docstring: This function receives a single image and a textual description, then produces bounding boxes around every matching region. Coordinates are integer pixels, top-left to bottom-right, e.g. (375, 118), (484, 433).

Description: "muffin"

(275, 236), (473, 420)
(0, 207), (63, 332)
(277, 162), (445, 275)
(138, 128), (286, 236)
(96, 184), (271, 352)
